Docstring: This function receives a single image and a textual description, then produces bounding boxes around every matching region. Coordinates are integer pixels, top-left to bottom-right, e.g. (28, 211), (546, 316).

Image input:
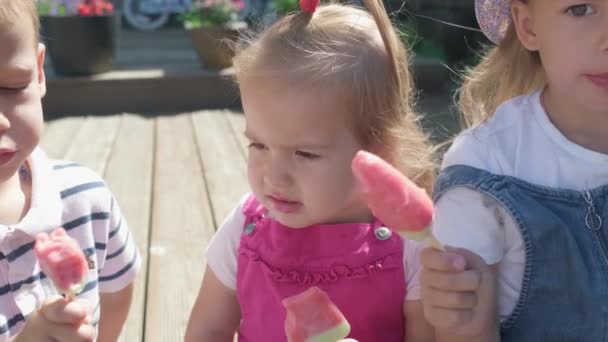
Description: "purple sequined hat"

(475, 0), (512, 44)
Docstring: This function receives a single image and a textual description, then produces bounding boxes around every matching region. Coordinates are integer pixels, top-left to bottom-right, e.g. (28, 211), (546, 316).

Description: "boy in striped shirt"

(0, 1), (141, 341)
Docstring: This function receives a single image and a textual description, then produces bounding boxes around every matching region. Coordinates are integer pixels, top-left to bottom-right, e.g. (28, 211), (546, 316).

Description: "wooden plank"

(145, 114), (216, 342)
(191, 110), (249, 226)
(40, 117), (87, 159)
(102, 115), (154, 342)
(63, 116), (121, 174)
(225, 111), (247, 160)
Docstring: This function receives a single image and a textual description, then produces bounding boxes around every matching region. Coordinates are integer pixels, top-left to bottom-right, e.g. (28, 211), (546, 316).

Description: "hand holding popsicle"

(420, 247), (499, 340)
(34, 228), (89, 300)
(351, 151), (444, 250)
(13, 295), (95, 342)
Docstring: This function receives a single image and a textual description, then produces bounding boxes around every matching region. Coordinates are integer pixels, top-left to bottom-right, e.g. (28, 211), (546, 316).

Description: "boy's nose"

(0, 113), (10, 132)
(602, 15), (608, 53)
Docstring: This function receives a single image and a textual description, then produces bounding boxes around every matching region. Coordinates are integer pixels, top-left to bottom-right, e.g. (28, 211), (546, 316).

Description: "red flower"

(77, 0), (114, 16)
(77, 3), (92, 15)
(231, 0), (245, 10)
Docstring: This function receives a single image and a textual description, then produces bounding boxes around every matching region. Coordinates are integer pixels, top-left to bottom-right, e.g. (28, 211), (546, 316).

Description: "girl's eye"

(295, 150), (320, 159)
(566, 4), (595, 16)
(248, 142), (267, 150)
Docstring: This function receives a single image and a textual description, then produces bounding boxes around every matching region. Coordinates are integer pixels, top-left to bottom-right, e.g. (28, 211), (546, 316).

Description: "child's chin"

(272, 213), (313, 229)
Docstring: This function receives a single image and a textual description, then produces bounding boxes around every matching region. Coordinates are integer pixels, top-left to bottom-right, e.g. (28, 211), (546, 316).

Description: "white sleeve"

(403, 240), (424, 301)
(434, 187), (527, 320)
(436, 125), (527, 319)
(205, 197), (248, 290)
(433, 187), (506, 265)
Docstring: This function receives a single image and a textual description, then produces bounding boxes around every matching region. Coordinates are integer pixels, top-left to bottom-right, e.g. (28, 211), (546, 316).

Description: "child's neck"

(0, 165), (32, 226)
(542, 87), (608, 155)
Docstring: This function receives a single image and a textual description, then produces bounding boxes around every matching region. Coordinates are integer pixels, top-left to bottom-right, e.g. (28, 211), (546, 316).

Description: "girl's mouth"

(268, 195), (302, 214)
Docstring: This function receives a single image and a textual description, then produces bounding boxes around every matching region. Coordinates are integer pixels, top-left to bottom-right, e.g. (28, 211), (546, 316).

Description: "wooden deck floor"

(40, 111), (249, 341)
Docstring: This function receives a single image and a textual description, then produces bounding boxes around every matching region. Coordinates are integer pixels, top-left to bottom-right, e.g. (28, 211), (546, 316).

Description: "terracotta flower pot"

(41, 14), (120, 76)
(188, 21), (247, 70)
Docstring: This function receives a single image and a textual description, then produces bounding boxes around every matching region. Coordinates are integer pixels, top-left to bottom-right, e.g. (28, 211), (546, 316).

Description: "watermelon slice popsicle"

(283, 287), (351, 342)
(351, 151), (444, 251)
(34, 228), (89, 300)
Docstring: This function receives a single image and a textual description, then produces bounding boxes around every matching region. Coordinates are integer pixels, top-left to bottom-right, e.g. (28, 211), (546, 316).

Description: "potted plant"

(181, 0), (248, 70)
(38, 0), (120, 76)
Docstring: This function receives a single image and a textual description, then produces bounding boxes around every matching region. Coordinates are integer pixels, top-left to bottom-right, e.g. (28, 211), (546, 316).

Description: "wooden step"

(41, 28), (454, 119)
(43, 67), (240, 118)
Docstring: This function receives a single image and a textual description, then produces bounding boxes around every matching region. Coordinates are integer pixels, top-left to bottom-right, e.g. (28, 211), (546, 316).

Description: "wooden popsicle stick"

(426, 234), (445, 251)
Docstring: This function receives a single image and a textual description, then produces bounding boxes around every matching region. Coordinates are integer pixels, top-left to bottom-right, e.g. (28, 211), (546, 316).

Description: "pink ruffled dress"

(236, 195), (407, 341)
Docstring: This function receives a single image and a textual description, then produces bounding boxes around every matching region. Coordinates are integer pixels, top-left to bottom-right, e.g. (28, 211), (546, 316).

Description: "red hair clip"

(300, 0), (319, 14)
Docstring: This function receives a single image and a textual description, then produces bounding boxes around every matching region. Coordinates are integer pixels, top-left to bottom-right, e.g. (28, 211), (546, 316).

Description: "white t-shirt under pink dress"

(206, 194), (425, 301)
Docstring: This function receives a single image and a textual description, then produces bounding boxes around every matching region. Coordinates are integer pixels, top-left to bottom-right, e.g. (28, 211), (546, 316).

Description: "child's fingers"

(421, 268), (481, 292)
(420, 247), (467, 272)
(446, 247), (489, 271)
(40, 296), (87, 325)
(48, 322), (96, 342)
(73, 298), (93, 323)
(423, 306), (474, 331)
(422, 286), (477, 309)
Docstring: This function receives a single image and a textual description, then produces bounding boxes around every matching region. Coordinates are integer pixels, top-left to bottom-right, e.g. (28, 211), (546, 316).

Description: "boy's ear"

(511, 0), (540, 51)
(36, 43), (47, 98)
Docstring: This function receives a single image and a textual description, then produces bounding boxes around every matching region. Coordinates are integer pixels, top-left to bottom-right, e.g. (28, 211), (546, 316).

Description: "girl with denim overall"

(420, 1), (608, 342)
(184, 0), (437, 341)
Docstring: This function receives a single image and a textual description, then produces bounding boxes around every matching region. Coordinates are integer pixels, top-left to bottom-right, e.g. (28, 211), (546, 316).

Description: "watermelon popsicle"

(283, 287), (351, 342)
(34, 228), (89, 300)
(351, 150), (444, 250)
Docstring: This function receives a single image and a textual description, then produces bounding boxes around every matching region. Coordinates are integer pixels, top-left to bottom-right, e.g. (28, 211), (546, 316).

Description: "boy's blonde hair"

(0, 0), (40, 44)
(458, 23), (546, 127)
(234, 0), (435, 192)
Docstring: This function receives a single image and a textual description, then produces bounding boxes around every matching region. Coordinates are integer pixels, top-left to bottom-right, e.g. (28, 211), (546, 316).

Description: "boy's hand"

(14, 296), (95, 342)
(420, 247), (499, 339)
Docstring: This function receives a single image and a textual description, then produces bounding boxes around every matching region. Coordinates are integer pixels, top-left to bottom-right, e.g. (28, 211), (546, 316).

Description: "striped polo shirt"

(0, 148), (141, 340)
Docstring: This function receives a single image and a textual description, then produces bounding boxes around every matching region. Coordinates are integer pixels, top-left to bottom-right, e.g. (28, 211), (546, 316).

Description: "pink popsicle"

(351, 150), (443, 250)
(34, 228), (89, 299)
(283, 287), (351, 342)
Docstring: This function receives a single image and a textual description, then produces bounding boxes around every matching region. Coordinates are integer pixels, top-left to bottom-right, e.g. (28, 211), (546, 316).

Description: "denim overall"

(236, 195), (407, 342)
(434, 165), (608, 341)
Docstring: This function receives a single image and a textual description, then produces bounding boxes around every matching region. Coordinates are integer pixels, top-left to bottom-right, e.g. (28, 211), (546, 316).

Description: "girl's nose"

(264, 157), (292, 189)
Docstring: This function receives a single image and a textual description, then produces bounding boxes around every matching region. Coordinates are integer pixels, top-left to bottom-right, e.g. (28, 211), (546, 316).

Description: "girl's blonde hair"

(233, 0), (436, 192)
(0, 0), (40, 45)
(458, 23), (546, 127)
